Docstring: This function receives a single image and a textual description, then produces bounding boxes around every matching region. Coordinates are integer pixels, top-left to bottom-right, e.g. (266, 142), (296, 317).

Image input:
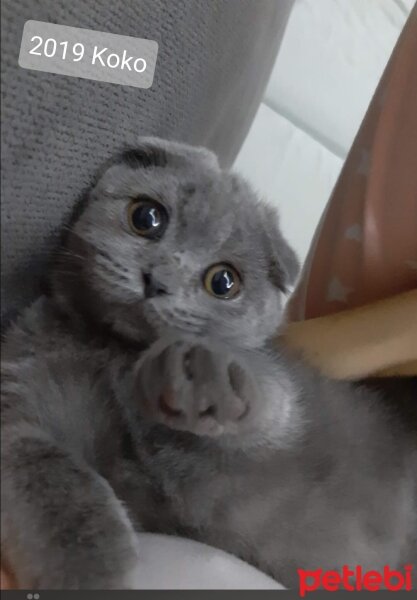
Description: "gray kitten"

(1, 138), (416, 590)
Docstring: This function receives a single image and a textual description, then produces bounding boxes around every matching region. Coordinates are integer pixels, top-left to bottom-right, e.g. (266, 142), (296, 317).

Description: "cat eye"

(204, 264), (241, 299)
(128, 197), (168, 239)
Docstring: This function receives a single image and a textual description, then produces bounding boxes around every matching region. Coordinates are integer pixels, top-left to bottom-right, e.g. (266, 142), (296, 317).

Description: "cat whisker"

(95, 258), (132, 284)
(57, 249), (87, 263)
(158, 310), (205, 335)
(171, 309), (208, 327)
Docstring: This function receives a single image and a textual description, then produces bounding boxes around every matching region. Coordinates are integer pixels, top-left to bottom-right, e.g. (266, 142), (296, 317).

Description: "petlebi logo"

(298, 565), (413, 596)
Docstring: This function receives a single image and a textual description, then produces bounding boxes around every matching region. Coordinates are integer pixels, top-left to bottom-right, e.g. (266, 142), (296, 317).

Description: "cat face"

(54, 138), (299, 348)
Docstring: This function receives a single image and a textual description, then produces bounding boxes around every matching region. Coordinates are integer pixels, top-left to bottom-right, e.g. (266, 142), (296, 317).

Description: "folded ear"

(94, 137), (220, 194)
(136, 136), (220, 170)
(261, 204), (300, 293)
(114, 136), (220, 171)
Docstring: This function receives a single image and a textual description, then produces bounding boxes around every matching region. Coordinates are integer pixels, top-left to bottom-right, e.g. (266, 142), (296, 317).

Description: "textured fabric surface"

(1, 0), (293, 315)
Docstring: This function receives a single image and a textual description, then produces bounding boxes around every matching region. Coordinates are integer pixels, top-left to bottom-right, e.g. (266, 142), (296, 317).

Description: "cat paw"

(135, 342), (258, 436)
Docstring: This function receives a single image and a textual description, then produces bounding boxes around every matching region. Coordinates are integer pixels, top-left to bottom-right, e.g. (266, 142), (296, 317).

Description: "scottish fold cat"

(1, 138), (416, 589)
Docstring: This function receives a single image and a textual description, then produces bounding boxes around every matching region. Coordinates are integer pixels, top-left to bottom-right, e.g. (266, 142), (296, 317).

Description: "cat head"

(52, 137), (299, 348)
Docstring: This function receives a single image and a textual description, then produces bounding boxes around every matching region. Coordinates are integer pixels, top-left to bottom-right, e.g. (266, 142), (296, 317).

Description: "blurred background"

(234, 0), (414, 263)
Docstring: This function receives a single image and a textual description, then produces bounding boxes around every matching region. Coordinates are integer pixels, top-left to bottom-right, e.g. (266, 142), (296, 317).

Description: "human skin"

(1, 565), (15, 589)
(283, 290), (417, 380)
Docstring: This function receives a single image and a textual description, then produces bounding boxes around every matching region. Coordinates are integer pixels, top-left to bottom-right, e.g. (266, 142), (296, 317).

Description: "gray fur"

(1, 138), (416, 589)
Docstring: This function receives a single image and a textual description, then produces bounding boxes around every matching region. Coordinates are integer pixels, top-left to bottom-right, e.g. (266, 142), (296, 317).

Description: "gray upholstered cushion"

(1, 0), (293, 315)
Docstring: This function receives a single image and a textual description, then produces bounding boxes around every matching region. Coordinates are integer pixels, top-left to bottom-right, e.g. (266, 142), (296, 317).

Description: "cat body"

(1, 139), (416, 588)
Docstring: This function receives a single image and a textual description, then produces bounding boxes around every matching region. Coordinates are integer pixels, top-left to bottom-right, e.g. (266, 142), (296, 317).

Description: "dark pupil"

(211, 269), (235, 296)
(132, 203), (161, 231)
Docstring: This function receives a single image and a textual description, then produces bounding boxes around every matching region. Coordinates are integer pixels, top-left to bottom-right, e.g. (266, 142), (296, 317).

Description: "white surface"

(234, 0), (412, 263)
(131, 533), (284, 590)
(234, 102), (342, 262)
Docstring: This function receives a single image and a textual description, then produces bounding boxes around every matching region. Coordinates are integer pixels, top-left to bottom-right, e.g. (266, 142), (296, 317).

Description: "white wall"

(233, 0), (412, 263)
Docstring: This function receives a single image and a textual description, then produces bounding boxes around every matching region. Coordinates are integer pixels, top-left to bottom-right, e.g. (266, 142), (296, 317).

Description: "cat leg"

(1, 423), (141, 589)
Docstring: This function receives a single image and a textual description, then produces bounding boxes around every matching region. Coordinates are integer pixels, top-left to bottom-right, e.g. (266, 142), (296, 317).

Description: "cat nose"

(142, 271), (169, 299)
